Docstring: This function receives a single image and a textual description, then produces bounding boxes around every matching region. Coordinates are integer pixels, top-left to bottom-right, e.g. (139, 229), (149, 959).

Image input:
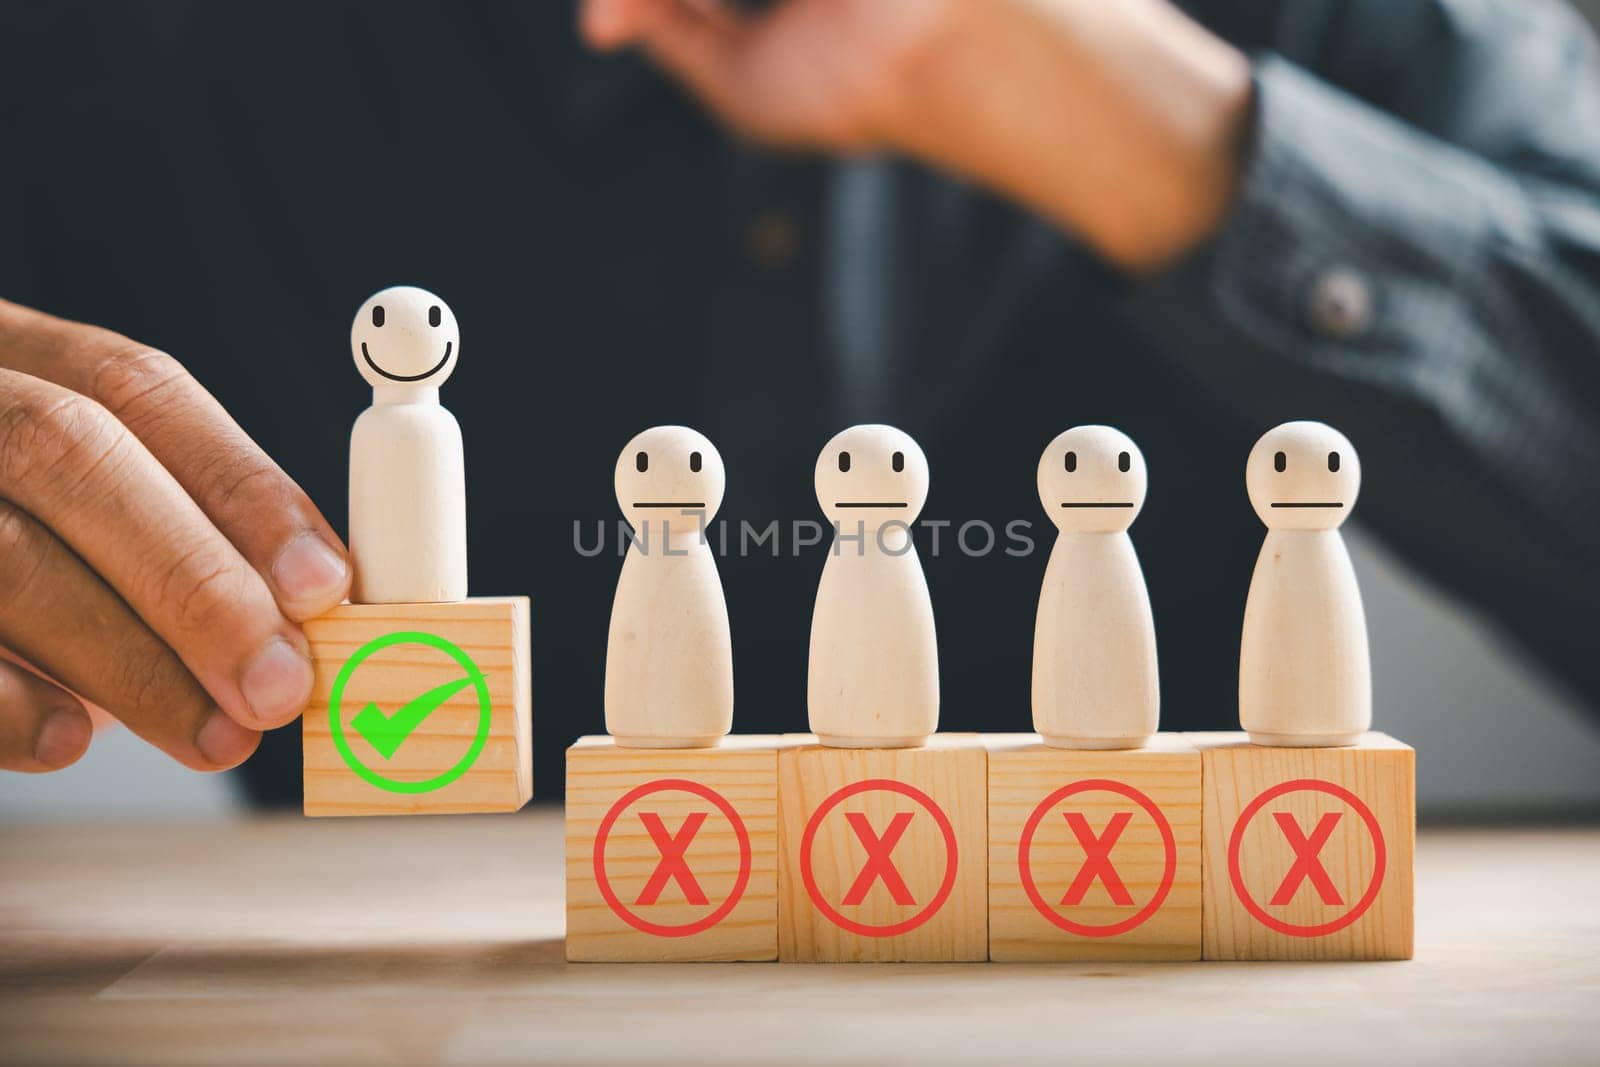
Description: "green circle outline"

(328, 630), (492, 794)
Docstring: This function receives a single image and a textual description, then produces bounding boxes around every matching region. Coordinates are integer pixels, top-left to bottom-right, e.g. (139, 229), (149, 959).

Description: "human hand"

(0, 299), (350, 772)
(582, 0), (960, 150)
(581, 0), (1253, 270)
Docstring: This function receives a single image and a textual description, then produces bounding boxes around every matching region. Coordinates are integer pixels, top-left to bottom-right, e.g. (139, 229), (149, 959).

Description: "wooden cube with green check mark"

(302, 597), (532, 816)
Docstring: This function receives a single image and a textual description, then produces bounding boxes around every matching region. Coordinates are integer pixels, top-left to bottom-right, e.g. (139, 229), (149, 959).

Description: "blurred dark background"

(1, 1), (1597, 817)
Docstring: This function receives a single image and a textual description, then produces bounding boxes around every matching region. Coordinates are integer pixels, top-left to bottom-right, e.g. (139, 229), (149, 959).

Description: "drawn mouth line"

(1060, 502), (1135, 508)
(1271, 502), (1345, 508)
(836, 502), (907, 508)
(361, 341), (453, 382)
(633, 502), (706, 508)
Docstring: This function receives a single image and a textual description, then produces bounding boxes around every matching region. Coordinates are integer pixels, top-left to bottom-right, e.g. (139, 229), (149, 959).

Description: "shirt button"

(745, 209), (801, 270)
(1305, 268), (1374, 340)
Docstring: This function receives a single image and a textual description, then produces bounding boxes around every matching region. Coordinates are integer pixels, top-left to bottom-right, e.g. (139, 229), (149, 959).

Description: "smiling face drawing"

(1246, 420), (1360, 530)
(1037, 425), (1147, 533)
(351, 286), (460, 388)
(615, 426), (726, 534)
(814, 424), (929, 529)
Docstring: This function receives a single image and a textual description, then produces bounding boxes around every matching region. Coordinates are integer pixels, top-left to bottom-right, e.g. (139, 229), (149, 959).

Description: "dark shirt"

(2, 1), (1598, 803)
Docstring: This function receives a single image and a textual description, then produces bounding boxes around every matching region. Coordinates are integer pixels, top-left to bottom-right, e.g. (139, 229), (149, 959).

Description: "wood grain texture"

(778, 734), (987, 961)
(1191, 731), (1413, 960)
(302, 598), (531, 816)
(987, 733), (1200, 961)
(566, 736), (780, 962)
(5, 816), (1598, 1065)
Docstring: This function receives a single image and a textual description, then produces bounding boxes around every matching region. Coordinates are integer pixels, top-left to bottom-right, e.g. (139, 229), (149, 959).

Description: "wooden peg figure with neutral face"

(347, 285), (468, 604)
(1032, 425), (1159, 748)
(605, 426), (734, 748)
(1239, 420), (1371, 746)
(808, 424), (939, 748)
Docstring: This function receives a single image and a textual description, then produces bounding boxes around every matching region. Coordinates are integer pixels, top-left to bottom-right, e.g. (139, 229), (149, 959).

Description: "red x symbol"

(1059, 811), (1135, 906)
(841, 811), (917, 906)
(634, 811), (709, 906)
(1270, 811), (1344, 906)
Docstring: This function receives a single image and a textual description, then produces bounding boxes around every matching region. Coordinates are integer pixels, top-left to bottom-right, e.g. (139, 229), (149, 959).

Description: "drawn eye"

(891, 451), (905, 473)
(1328, 451), (1341, 473)
(428, 305), (442, 328)
(838, 451), (851, 473)
(1274, 451), (1287, 473)
(1064, 451), (1077, 473)
(1118, 451), (1131, 473)
(635, 451), (648, 473)
(690, 451), (703, 473)
(371, 305), (385, 327)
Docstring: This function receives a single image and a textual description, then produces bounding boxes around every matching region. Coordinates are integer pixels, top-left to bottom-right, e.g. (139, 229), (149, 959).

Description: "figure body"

(1031, 426), (1158, 749)
(347, 286), (467, 604)
(808, 425), (938, 748)
(1239, 421), (1371, 746)
(605, 426), (733, 748)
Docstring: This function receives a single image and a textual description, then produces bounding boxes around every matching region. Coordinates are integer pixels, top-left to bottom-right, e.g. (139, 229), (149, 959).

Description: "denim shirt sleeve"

(1112, 15), (1600, 703)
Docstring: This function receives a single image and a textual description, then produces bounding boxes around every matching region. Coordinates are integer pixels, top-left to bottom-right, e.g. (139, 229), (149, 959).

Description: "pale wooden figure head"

(814, 424), (929, 531)
(351, 285), (461, 391)
(1246, 421), (1360, 531)
(1037, 425), (1147, 533)
(614, 426), (725, 535)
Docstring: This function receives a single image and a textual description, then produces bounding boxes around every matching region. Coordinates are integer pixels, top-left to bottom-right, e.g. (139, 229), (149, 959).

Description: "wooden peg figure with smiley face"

(1239, 421), (1371, 746)
(1032, 426), (1159, 749)
(808, 424), (939, 748)
(605, 426), (734, 748)
(348, 285), (467, 604)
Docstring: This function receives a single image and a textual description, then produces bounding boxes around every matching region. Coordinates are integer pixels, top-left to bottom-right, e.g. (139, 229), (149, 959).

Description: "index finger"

(0, 365), (313, 731)
(0, 300), (351, 621)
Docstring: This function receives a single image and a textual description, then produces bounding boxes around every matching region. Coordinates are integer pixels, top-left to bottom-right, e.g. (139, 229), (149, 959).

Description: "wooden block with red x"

(564, 731), (1413, 963)
(776, 734), (988, 962)
(987, 734), (1202, 961)
(1190, 732), (1415, 960)
(565, 736), (784, 962)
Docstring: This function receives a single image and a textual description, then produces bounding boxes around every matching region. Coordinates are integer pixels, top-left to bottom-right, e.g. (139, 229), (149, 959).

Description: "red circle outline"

(799, 778), (959, 938)
(1016, 778), (1179, 938)
(1227, 778), (1387, 938)
(592, 778), (753, 938)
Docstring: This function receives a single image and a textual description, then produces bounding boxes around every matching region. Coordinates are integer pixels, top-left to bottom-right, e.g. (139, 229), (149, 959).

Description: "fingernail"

(271, 534), (348, 605)
(35, 709), (91, 768)
(239, 637), (314, 725)
(196, 709), (260, 768)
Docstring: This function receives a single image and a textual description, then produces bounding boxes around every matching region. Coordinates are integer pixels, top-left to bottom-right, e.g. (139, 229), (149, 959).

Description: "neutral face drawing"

(1245, 421), (1360, 530)
(1036, 425), (1148, 533)
(614, 425), (726, 535)
(813, 424), (929, 530)
(351, 285), (461, 388)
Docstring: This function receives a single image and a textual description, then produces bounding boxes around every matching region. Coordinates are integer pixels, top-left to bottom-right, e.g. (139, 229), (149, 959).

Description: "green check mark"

(350, 676), (475, 759)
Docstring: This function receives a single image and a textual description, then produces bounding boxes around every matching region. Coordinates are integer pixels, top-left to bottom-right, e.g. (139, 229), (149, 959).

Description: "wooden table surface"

(2, 810), (1595, 1066)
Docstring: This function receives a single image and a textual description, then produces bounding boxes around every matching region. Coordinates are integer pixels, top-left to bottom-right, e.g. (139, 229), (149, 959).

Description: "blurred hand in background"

(581, 0), (1254, 269)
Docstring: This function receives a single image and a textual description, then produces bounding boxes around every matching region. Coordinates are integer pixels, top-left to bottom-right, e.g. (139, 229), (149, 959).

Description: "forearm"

(1112, 51), (1600, 695)
(883, 0), (1254, 271)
